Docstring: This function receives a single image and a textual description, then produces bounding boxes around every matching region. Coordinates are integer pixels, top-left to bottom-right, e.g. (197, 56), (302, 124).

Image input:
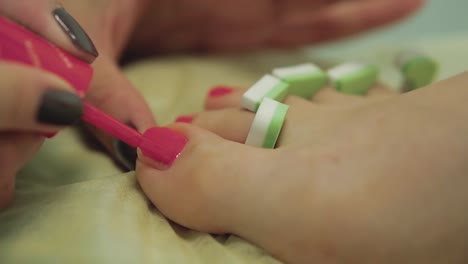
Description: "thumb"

(136, 123), (273, 234)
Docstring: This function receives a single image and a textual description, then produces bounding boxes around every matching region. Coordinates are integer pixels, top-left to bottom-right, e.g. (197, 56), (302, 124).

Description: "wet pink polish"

(140, 127), (188, 166)
(209, 86), (233, 98)
(175, 115), (194, 124)
(83, 102), (187, 167)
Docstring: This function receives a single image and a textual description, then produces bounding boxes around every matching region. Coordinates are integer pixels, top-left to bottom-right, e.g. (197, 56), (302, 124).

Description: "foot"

(137, 73), (468, 263)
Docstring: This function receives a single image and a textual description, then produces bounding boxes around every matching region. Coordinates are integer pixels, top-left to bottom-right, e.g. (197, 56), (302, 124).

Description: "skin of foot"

(137, 72), (468, 264)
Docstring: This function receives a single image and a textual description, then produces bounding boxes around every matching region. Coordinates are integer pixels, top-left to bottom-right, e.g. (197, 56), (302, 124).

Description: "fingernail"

(52, 7), (99, 57)
(37, 89), (83, 126)
(209, 86), (233, 98)
(175, 115), (194, 124)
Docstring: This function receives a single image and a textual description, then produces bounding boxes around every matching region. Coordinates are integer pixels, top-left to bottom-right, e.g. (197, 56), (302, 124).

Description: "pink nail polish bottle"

(0, 16), (92, 138)
(0, 16), (93, 97)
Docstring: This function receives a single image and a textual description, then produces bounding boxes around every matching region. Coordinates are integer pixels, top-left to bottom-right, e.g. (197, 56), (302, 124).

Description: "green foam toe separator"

(263, 103), (289, 149)
(265, 81), (289, 103)
(335, 66), (379, 95)
(402, 57), (438, 91)
(282, 73), (328, 99)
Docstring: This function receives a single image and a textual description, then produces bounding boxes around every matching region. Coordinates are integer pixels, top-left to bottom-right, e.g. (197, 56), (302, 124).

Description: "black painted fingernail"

(37, 89), (83, 126)
(52, 7), (99, 57)
(113, 123), (138, 171)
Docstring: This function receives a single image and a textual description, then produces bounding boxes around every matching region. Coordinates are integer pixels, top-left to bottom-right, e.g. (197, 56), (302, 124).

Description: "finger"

(200, 1), (274, 51)
(0, 131), (43, 209)
(0, 0), (98, 62)
(276, 0), (339, 15)
(58, 1), (143, 58)
(136, 123), (273, 233)
(191, 108), (255, 143)
(0, 63), (83, 131)
(270, 0), (424, 47)
(83, 56), (156, 170)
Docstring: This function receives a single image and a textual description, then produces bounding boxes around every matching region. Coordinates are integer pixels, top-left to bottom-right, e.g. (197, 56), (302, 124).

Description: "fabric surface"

(0, 36), (466, 263)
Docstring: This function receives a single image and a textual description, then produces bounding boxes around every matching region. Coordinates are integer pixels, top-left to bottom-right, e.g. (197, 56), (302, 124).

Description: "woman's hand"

(0, 0), (98, 208)
(129, 0), (425, 53)
(2, 0), (157, 171)
(0, 0), (155, 207)
(136, 72), (468, 263)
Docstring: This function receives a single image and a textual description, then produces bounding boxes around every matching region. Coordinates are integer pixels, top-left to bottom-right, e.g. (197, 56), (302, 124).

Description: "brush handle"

(83, 103), (142, 148)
